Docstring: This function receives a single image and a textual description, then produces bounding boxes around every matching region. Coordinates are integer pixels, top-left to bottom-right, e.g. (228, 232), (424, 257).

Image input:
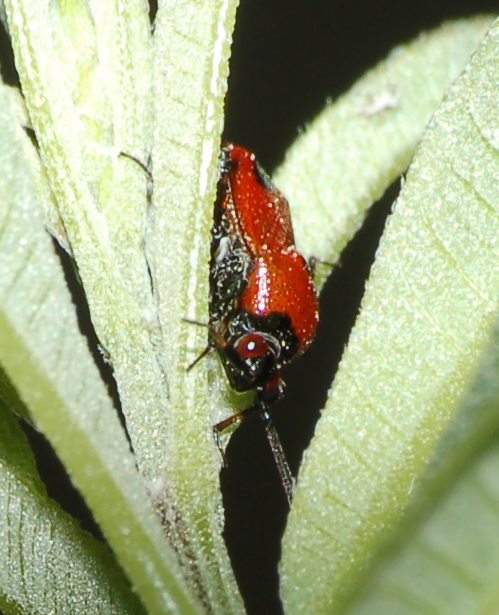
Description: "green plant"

(0, 2), (497, 613)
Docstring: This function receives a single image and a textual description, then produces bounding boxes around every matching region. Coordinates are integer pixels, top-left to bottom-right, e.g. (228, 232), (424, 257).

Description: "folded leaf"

(0, 407), (145, 615)
(346, 317), (499, 614)
(275, 17), (493, 289)
(281, 18), (499, 614)
(0, 80), (199, 615)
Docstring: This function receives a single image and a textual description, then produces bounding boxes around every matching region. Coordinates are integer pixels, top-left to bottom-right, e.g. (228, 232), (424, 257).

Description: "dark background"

(1, 2), (496, 614)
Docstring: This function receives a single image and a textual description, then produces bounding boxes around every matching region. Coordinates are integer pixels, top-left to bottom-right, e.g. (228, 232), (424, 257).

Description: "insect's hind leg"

(213, 405), (258, 466)
(308, 255), (335, 277)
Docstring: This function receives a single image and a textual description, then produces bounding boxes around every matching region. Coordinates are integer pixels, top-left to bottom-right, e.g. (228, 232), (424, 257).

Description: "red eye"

(235, 333), (270, 360)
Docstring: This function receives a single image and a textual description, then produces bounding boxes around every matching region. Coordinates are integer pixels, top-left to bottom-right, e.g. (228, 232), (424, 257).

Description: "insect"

(190, 143), (319, 503)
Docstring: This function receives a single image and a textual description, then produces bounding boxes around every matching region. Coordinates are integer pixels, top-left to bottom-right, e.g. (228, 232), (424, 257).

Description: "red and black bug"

(191, 143), (319, 502)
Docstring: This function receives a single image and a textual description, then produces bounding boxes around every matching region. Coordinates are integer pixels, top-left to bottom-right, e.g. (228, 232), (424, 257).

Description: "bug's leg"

(119, 151), (153, 183)
(260, 410), (295, 506)
(213, 406), (257, 466)
(308, 255), (335, 277)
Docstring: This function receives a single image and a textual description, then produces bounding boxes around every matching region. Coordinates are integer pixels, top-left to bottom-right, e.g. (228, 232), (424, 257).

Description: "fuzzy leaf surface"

(281, 19), (499, 614)
(0, 79), (199, 615)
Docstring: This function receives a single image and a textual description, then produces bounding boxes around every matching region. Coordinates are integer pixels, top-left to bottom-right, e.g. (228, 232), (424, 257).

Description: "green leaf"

(0, 365), (30, 424)
(145, 1), (244, 611)
(3, 0), (166, 486)
(280, 18), (499, 614)
(275, 17), (493, 289)
(0, 406), (145, 615)
(345, 317), (499, 614)
(4, 0), (243, 611)
(0, 79), (198, 614)
(4, 4), (494, 614)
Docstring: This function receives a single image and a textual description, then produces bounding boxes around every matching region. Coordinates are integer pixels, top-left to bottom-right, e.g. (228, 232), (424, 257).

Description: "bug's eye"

(235, 333), (272, 360)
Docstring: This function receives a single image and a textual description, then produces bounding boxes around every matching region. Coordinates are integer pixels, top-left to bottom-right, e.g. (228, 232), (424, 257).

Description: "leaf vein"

(448, 159), (499, 217)
(466, 105), (499, 157)
(0, 196), (15, 245)
(1, 244), (36, 302)
(171, 26), (203, 50)
(416, 538), (481, 588)
(396, 260), (462, 351)
(423, 214), (492, 306)
(344, 371), (404, 437)
(26, 283), (51, 327)
(467, 474), (499, 515)
(329, 426), (380, 479)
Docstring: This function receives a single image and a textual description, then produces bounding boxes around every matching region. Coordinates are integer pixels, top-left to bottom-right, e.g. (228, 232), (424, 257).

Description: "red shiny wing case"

(219, 144), (295, 256)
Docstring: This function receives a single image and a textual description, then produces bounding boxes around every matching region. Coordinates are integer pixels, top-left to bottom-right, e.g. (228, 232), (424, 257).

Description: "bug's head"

(221, 331), (282, 394)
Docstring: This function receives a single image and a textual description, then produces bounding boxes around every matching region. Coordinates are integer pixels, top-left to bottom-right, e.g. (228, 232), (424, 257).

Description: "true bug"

(191, 143), (319, 503)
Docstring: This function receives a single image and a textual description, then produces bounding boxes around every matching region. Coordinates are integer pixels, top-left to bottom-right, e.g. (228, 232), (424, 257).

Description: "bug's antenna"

(260, 410), (295, 505)
(181, 318), (213, 371)
(211, 404), (295, 506)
